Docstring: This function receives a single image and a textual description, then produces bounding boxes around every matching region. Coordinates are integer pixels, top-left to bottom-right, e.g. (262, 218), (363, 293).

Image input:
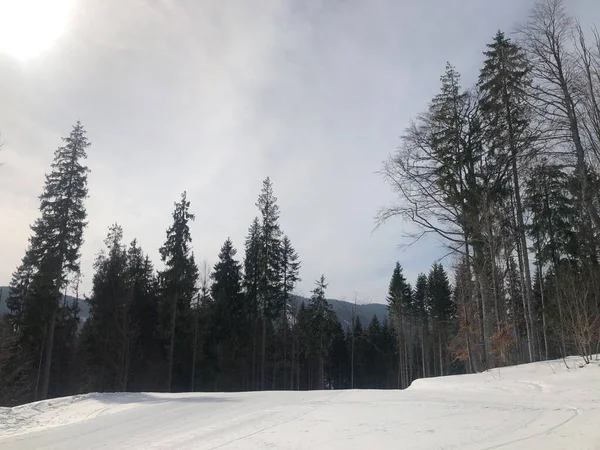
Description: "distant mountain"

(291, 295), (388, 328)
(0, 286), (89, 321)
(0, 287), (387, 328)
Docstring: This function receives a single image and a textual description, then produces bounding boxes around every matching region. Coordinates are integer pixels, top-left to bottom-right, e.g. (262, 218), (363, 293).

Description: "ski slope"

(1, 356), (598, 449)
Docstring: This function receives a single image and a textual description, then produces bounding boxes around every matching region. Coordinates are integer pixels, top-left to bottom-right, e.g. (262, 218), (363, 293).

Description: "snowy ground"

(1, 356), (599, 449)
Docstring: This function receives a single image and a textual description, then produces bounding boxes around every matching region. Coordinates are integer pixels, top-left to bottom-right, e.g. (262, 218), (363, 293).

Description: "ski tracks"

(206, 391), (345, 450)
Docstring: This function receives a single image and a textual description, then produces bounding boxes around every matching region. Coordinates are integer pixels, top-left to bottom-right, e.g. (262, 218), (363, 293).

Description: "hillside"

(292, 295), (387, 327)
(0, 287), (85, 320)
(1, 355), (598, 449)
(0, 287), (387, 327)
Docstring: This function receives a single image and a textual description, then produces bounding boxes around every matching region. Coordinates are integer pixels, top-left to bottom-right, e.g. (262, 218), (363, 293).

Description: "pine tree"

(125, 240), (159, 391)
(5, 122), (90, 401)
(1, 253), (37, 404)
(478, 30), (537, 362)
(295, 302), (310, 389)
(412, 273), (429, 377)
(426, 263), (454, 376)
(366, 315), (383, 388)
(386, 262), (412, 388)
(329, 319), (349, 389)
(86, 224), (129, 391)
(306, 275), (335, 389)
(243, 217), (262, 389)
(159, 191), (199, 392)
(279, 235), (301, 389)
(6, 252), (35, 330)
(255, 178), (282, 389)
(350, 316), (367, 388)
(380, 317), (398, 388)
(210, 238), (246, 389)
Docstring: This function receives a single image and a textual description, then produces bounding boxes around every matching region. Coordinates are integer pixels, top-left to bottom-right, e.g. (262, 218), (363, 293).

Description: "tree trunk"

(474, 242), (492, 368)
(191, 297), (199, 391)
(167, 291), (178, 393)
(290, 325), (295, 390)
(351, 316), (355, 389)
(421, 326), (426, 378)
(438, 328), (444, 377)
(35, 327), (47, 401)
(464, 240), (477, 372)
(272, 349), (276, 390)
(283, 314), (287, 390)
(40, 308), (57, 400)
(252, 314), (257, 390)
(537, 256), (549, 361)
(261, 313), (267, 390)
(398, 317), (405, 388)
(296, 342), (300, 390)
(511, 149), (536, 362)
(397, 353), (401, 389)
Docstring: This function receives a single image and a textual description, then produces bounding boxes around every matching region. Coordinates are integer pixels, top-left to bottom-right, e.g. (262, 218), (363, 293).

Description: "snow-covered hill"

(1, 356), (598, 449)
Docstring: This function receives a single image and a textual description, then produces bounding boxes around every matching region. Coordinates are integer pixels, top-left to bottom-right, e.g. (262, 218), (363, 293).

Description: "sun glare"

(0, 0), (72, 61)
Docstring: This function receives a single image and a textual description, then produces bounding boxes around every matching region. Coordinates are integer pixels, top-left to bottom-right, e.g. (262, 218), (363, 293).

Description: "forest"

(1, 0), (599, 407)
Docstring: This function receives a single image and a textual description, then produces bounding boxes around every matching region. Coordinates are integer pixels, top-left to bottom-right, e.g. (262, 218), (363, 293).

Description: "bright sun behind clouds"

(0, 0), (73, 61)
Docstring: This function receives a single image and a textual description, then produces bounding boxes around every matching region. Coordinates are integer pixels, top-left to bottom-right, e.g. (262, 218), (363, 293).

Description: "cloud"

(1, 0), (598, 304)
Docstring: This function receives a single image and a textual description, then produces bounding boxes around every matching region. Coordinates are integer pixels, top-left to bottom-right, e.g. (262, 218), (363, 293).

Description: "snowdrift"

(1, 356), (598, 449)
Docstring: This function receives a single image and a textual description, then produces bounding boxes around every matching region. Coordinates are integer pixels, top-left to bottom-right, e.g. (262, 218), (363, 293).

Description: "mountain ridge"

(0, 287), (388, 326)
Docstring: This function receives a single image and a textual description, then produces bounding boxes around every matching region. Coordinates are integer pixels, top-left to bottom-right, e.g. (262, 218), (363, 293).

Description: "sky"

(1, 0), (598, 304)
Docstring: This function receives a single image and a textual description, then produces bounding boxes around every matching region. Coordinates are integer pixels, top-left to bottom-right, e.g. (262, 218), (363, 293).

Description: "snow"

(1, 356), (599, 449)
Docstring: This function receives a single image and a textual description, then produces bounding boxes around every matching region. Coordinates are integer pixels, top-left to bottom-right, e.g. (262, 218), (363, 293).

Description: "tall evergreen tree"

(478, 30), (537, 362)
(159, 191), (199, 392)
(243, 217), (262, 389)
(306, 275), (335, 389)
(85, 224), (129, 391)
(412, 273), (429, 377)
(426, 263), (454, 376)
(5, 122), (90, 401)
(255, 178), (283, 389)
(386, 262), (412, 388)
(209, 238), (246, 389)
(124, 240), (159, 391)
(279, 235), (301, 389)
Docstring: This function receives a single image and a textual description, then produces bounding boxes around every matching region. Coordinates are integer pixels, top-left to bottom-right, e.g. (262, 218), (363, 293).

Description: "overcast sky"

(1, 0), (598, 304)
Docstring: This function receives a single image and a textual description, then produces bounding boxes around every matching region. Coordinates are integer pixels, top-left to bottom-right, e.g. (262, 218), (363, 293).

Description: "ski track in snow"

(0, 356), (599, 449)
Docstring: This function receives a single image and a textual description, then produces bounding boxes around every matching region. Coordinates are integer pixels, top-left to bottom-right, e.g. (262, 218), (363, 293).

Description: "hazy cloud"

(1, 0), (598, 303)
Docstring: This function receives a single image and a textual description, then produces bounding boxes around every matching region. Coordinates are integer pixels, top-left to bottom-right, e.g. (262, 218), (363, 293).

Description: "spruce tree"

(86, 224), (129, 391)
(479, 30), (537, 362)
(366, 315), (383, 388)
(295, 301), (311, 389)
(6, 122), (90, 401)
(279, 235), (301, 389)
(350, 317), (366, 388)
(380, 317), (398, 388)
(426, 263), (453, 376)
(307, 275), (335, 389)
(412, 273), (429, 377)
(386, 262), (412, 388)
(124, 240), (159, 391)
(243, 217), (262, 389)
(210, 238), (246, 389)
(159, 191), (199, 392)
(255, 177), (282, 389)
(329, 319), (349, 389)
(1, 253), (37, 404)
(6, 252), (35, 329)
